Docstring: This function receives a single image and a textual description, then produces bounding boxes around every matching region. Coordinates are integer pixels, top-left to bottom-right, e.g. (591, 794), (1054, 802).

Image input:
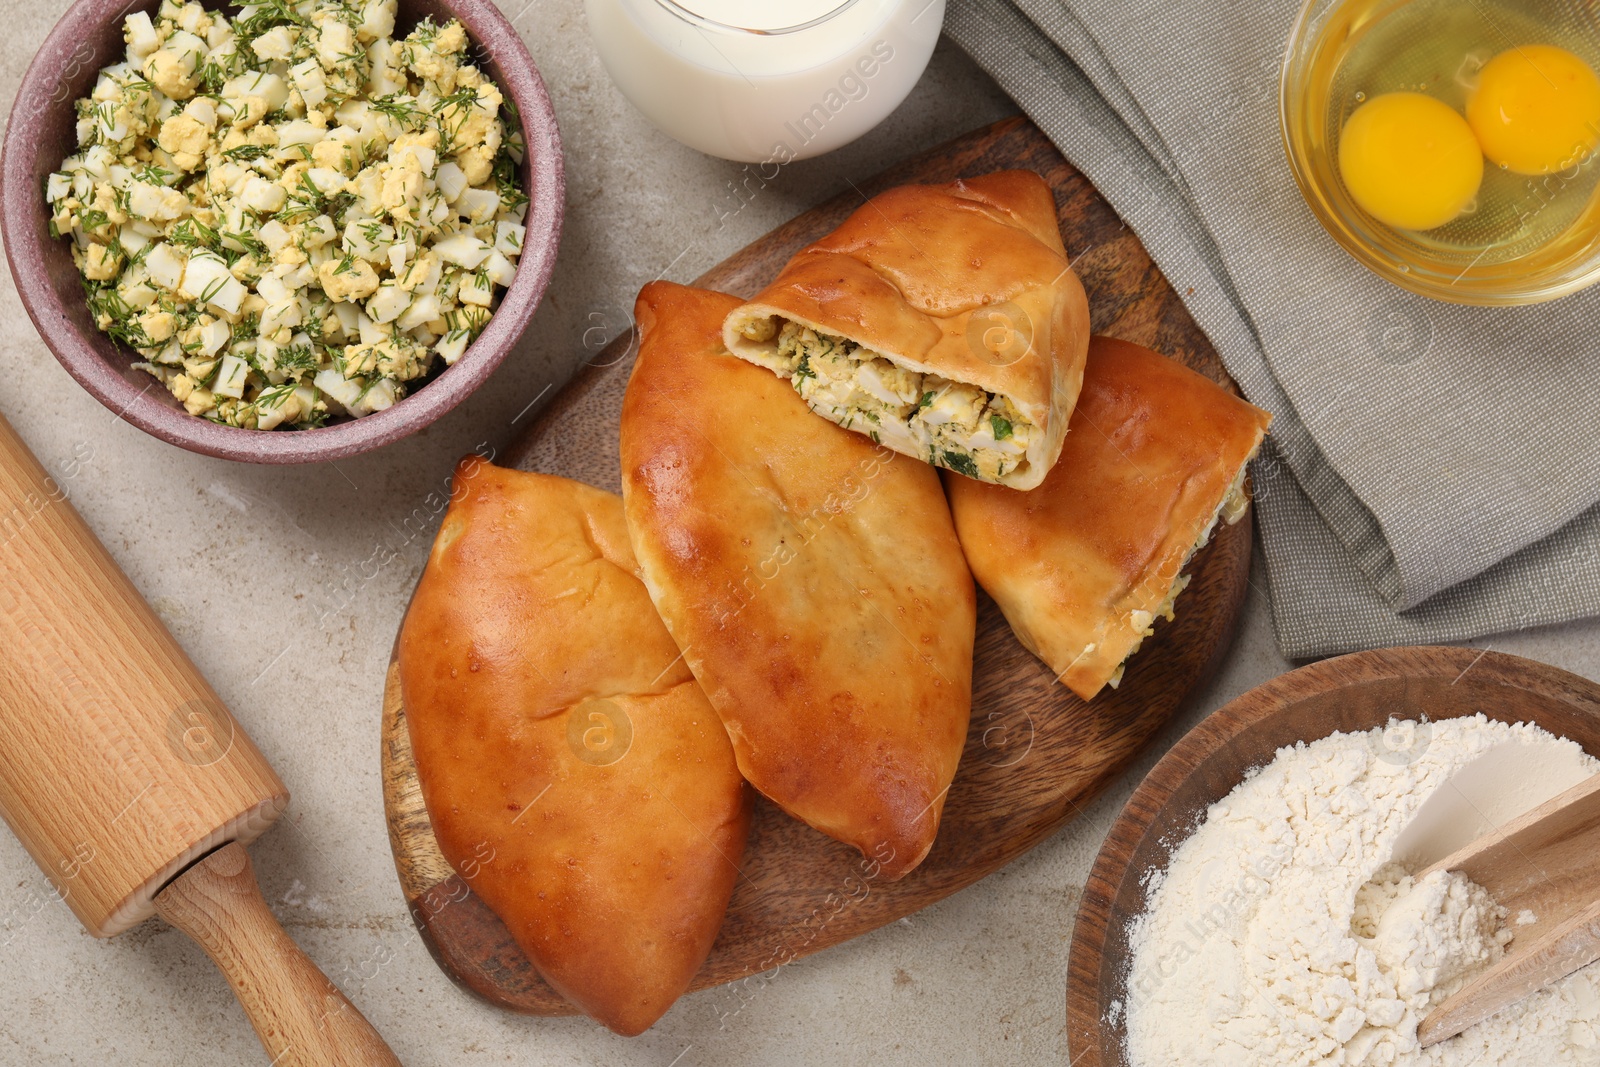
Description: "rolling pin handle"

(154, 842), (403, 1067)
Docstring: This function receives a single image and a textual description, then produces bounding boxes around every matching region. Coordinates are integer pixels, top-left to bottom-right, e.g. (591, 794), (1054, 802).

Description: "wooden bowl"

(0, 0), (562, 463)
(1065, 645), (1600, 1066)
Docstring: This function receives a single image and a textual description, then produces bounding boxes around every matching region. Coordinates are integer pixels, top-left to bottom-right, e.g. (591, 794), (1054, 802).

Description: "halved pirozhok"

(724, 170), (1089, 490)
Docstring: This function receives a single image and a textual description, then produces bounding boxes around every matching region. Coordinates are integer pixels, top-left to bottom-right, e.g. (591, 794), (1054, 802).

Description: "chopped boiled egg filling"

(751, 318), (1037, 481)
(45, 0), (529, 429)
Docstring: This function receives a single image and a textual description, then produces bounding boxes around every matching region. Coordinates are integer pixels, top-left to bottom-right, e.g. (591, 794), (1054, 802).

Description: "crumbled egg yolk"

(1338, 91), (1484, 231)
(1467, 44), (1600, 176)
(45, 0), (529, 429)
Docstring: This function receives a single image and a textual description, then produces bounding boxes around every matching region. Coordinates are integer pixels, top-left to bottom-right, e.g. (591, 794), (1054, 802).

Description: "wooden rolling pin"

(0, 413), (401, 1066)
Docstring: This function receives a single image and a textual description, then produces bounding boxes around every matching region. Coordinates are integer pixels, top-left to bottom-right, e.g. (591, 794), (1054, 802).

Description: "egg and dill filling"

(45, 0), (529, 429)
(744, 317), (1038, 482)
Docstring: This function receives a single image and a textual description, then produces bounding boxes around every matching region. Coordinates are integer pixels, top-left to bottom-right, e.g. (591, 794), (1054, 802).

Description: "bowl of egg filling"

(1, 0), (562, 462)
(1281, 0), (1600, 305)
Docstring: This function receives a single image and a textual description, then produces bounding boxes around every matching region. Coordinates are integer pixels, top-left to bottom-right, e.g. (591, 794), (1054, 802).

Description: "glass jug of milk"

(586, 0), (946, 163)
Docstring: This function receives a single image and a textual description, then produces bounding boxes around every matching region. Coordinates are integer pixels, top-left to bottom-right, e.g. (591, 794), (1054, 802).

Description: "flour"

(1122, 715), (1600, 1066)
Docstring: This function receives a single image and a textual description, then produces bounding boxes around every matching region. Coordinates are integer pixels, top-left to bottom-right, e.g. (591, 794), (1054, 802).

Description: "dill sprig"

(274, 169), (328, 223)
(234, 0), (306, 39)
(369, 93), (425, 127)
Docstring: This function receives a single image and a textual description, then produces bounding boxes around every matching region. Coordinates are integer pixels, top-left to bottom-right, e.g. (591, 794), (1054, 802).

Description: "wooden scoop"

(0, 414), (400, 1066)
(1417, 771), (1600, 1047)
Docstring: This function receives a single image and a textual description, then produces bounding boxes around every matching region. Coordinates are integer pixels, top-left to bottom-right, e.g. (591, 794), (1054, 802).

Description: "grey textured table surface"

(2, 3), (1598, 1064)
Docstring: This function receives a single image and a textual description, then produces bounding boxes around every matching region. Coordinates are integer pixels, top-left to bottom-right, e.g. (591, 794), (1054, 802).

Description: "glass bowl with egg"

(1281, 0), (1600, 305)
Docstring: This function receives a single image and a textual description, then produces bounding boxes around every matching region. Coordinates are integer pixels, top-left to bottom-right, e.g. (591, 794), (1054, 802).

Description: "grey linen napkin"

(943, 0), (1600, 658)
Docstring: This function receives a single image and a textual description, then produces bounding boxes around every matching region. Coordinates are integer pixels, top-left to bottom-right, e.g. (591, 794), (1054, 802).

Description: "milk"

(585, 0), (945, 163)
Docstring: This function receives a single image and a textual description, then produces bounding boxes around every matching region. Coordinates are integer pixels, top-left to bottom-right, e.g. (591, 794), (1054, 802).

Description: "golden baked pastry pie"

(946, 336), (1272, 700)
(622, 281), (975, 880)
(398, 461), (750, 1036)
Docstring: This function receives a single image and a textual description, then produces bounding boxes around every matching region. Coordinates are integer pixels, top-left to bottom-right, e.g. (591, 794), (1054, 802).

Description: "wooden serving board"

(380, 117), (1253, 1016)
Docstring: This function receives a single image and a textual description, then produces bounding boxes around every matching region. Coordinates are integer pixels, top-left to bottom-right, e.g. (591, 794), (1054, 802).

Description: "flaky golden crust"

(723, 170), (1089, 489)
(622, 281), (976, 880)
(398, 461), (751, 1037)
(946, 337), (1273, 700)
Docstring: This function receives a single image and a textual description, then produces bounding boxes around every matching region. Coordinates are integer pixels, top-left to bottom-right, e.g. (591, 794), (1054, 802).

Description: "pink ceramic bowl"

(2, 0), (563, 463)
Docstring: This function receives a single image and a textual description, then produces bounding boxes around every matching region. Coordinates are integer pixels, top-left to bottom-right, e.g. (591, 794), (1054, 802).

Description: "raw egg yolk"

(1338, 92), (1484, 231)
(1467, 44), (1600, 175)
